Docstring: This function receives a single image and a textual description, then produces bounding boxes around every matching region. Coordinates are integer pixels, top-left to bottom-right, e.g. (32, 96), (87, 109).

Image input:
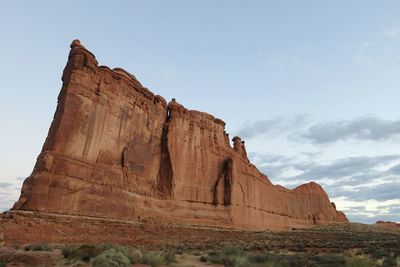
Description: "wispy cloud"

(266, 47), (316, 74)
(388, 164), (400, 174)
(348, 41), (372, 49)
(383, 29), (400, 38)
(238, 115), (400, 145)
(254, 153), (400, 185)
(348, 41), (376, 66)
(0, 178), (25, 211)
(294, 155), (399, 181)
(0, 182), (13, 188)
(298, 116), (400, 144)
(0, 186), (16, 211)
(331, 196), (400, 223)
(236, 114), (309, 139)
(332, 197), (400, 214)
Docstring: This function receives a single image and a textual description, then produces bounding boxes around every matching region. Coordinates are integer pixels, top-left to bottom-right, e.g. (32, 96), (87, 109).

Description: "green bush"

(205, 246), (249, 267)
(312, 254), (345, 266)
(382, 256), (396, 267)
(203, 250), (348, 267)
(24, 243), (53, 251)
(101, 243), (141, 263)
(249, 254), (268, 263)
(223, 246), (246, 256)
(345, 255), (376, 267)
(219, 255), (236, 266)
(0, 261), (6, 267)
(234, 255), (252, 267)
(127, 248), (142, 263)
(140, 252), (165, 267)
(62, 244), (100, 262)
(162, 248), (176, 264)
(208, 250), (218, 257)
(92, 248), (130, 267)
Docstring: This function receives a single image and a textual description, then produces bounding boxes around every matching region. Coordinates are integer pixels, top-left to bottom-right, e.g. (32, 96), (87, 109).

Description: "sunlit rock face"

(13, 40), (347, 230)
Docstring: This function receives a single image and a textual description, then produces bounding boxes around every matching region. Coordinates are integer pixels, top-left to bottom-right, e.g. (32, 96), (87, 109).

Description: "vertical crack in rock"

(213, 157), (233, 206)
(156, 109), (174, 198)
(212, 168), (224, 206)
(223, 157), (233, 205)
(238, 181), (246, 206)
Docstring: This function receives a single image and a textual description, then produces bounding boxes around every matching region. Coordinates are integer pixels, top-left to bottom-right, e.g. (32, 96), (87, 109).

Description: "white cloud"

(298, 116), (400, 144)
(331, 196), (400, 217)
(383, 29), (400, 38)
(236, 114), (310, 139)
(238, 115), (400, 145)
(0, 178), (24, 212)
(348, 41), (372, 49)
(353, 54), (376, 65)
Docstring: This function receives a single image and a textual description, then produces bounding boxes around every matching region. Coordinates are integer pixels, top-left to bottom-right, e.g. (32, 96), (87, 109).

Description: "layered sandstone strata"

(12, 40), (347, 230)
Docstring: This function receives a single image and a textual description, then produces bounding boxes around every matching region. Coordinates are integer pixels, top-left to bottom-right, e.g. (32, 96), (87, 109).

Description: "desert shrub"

(279, 255), (309, 267)
(62, 244), (100, 262)
(207, 253), (236, 266)
(382, 257), (395, 267)
(223, 246), (246, 256)
(200, 255), (207, 262)
(24, 242), (53, 251)
(92, 248), (130, 267)
(61, 246), (71, 258)
(249, 243), (264, 251)
(101, 243), (142, 263)
(140, 252), (165, 267)
(12, 243), (22, 250)
(234, 255), (252, 267)
(205, 247), (253, 267)
(249, 254), (268, 263)
(251, 253), (311, 267)
(345, 255), (376, 267)
(192, 250), (201, 256)
(128, 248), (142, 263)
(208, 250), (218, 257)
(162, 248), (176, 264)
(311, 254), (345, 266)
(372, 247), (388, 259)
(204, 248), (336, 267)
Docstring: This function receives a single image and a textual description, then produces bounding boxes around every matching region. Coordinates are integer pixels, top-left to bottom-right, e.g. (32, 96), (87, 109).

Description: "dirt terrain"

(1, 211), (399, 266)
(3, 210), (396, 250)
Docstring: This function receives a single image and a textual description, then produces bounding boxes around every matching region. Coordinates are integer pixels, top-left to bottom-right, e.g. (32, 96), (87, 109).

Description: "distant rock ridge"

(376, 221), (400, 231)
(12, 40), (347, 230)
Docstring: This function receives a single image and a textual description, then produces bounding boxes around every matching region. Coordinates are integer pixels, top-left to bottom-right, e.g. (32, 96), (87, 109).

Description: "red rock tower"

(13, 40), (347, 230)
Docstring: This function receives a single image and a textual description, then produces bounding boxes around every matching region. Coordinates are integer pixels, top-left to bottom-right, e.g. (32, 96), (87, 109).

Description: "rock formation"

(12, 40), (347, 230)
(375, 221), (400, 231)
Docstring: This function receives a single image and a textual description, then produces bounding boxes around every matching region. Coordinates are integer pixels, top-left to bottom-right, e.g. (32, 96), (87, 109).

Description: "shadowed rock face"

(12, 40), (347, 230)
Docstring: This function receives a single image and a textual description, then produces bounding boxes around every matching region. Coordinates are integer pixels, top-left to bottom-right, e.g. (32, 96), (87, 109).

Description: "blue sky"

(1, 1), (400, 223)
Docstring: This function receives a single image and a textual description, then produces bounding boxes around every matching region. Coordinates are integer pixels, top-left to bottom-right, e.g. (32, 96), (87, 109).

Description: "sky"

(0, 1), (400, 223)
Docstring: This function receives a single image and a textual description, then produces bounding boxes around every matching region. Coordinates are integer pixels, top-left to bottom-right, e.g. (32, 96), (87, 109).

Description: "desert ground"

(1, 211), (399, 266)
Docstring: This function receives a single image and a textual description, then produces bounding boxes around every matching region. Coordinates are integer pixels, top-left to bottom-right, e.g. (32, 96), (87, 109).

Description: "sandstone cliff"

(12, 40), (347, 230)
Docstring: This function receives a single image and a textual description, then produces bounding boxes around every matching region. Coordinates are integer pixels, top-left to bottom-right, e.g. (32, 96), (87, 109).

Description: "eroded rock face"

(12, 40), (348, 230)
